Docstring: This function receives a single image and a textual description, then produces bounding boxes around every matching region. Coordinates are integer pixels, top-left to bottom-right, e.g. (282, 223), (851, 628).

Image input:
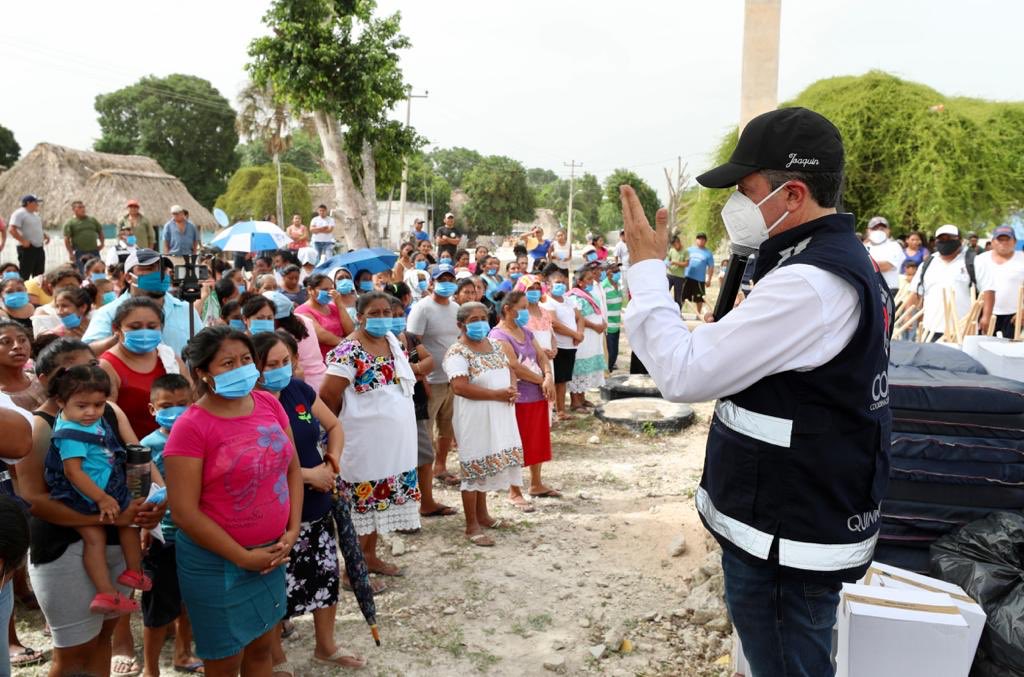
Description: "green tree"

(378, 152), (452, 229)
(686, 71), (1024, 248)
(94, 74), (239, 207)
(0, 124), (19, 168)
(527, 167), (558, 187)
(599, 169), (660, 233)
(534, 172), (602, 233)
(430, 147), (482, 188)
(239, 129), (327, 179)
(215, 163), (311, 224)
(247, 0), (417, 249)
(463, 156), (535, 236)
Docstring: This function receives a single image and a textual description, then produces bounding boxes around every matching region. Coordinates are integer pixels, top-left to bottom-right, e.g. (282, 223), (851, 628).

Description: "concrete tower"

(739, 0), (782, 130)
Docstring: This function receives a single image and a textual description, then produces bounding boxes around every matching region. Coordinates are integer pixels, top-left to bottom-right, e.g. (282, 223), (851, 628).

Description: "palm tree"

(236, 81), (295, 226)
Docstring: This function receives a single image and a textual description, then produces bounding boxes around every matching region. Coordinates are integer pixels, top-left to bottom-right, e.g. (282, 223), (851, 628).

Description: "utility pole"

(564, 160), (581, 249)
(398, 89), (429, 242)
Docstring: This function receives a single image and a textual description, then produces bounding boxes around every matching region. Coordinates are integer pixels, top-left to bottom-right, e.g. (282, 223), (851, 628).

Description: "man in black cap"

(8, 195), (49, 277)
(621, 107), (893, 676)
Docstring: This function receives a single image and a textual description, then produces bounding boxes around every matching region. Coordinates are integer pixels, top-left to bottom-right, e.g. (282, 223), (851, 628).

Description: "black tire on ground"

(595, 397), (695, 433)
(600, 373), (663, 401)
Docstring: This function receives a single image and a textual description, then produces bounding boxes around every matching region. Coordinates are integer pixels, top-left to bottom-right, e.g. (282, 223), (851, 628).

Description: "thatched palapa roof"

(0, 143), (215, 228)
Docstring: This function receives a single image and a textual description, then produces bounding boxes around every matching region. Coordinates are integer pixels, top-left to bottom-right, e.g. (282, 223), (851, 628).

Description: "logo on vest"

(848, 507), (881, 533)
(786, 153), (820, 169)
(869, 370), (889, 411)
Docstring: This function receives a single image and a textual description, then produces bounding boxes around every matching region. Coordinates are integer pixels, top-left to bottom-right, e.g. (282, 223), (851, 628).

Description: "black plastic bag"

(931, 511), (1024, 677)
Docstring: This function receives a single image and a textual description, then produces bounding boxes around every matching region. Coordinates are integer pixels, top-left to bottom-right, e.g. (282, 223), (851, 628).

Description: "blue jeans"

(313, 241), (335, 262)
(0, 581), (12, 677)
(606, 332), (620, 371)
(722, 549), (840, 677)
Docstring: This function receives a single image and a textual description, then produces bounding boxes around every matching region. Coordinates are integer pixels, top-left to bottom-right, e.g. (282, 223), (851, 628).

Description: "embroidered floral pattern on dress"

(459, 445), (524, 481)
(445, 339), (509, 380)
(339, 468), (422, 514)
(326, 339), (405, 394)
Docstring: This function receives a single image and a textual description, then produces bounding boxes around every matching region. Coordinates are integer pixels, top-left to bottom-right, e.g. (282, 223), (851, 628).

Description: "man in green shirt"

(602, 261), (624, 371)
(63, 200), (105, 274)
(117, 199), (154, 250)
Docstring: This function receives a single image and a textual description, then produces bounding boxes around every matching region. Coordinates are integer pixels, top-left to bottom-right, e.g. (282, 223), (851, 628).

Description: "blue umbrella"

(209, 220), (291, 253)
(314, 248), (398, 276)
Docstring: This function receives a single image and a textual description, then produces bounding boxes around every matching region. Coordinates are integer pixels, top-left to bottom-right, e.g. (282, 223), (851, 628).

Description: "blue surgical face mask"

(136, 270), (170, 294)
(466, 320), (490, 341)
(249, 319), (276, 335)
(414, 260), (427, 271)
(510, 272), (522, 281)
(551, 283), (567, 297)
(60, 312), (82, 330)
(336, 279), (354, 294)
(358, 280), (374, 293)
(123, 328), (162, 354)
(364, 317), (392, 337)
(155, 405), (187, 430)
(211, 363), (260, 399)
(229, 319), (247, 332)
(515, 309), (529, 327)
(102, 291), (117, 305)
(391, 317), (407, 333)
(2, 272), (21, 281)
(3, 291), (29, 309)
(584, 283), (594, 293)
(434, 281), (456, 298)
(600, 272), (607, 282)
(612, 272), (622, 283)
(486, 268), (498, 276)
(526, 290), (542, 304)
(261, 364), (292, 392)
(316, 290), (332, 305)
(90, 273), (107, 282)
(237, 283), (247, 294)
(439, 257), (452, 265)
(126, 236), (137, 246)
(586, 252), (598, 262)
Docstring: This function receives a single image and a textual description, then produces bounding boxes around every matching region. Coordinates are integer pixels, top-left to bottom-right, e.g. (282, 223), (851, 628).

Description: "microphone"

(713, 242), (757, 322)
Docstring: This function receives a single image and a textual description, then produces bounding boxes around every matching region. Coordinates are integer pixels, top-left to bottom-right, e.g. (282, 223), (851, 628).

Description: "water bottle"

(124, 445), (152, 499)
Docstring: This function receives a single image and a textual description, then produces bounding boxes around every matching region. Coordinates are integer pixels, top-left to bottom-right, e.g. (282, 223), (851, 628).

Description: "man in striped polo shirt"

(602, 260), (624, 371)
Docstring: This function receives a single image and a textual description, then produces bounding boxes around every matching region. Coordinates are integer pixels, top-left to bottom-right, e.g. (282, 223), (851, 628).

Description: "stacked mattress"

(876, 342), (1024, 573)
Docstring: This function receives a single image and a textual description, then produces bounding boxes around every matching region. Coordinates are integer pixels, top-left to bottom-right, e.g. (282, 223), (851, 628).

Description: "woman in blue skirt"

(165, 326), (303, 675)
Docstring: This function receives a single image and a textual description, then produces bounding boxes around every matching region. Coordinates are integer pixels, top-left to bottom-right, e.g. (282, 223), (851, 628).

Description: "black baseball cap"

(696, 107), (844, 189)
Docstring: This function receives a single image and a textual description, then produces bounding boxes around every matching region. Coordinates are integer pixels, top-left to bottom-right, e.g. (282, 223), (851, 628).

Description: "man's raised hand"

(619, 185), (669, 264)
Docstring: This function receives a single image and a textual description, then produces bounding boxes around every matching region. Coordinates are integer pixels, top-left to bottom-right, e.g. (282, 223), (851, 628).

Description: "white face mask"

(868, 229), (887, 245)
(720, 182), (791, 250)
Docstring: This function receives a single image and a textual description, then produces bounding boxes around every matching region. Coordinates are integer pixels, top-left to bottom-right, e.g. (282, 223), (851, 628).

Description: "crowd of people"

(0, 198), (632, 677)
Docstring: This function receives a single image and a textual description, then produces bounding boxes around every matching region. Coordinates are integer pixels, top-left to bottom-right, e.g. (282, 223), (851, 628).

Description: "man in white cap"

(83, 248), (202, 354)
(905, 224), (975, 341)
(864, 216), (905, 296)
(161, 205), (199, 258)
(435, 212), (461, 261)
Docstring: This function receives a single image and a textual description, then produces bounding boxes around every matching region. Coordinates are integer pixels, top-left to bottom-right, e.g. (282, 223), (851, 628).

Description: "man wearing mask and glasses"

(621, 107), (893, 677)
(83, 249), (202, 355)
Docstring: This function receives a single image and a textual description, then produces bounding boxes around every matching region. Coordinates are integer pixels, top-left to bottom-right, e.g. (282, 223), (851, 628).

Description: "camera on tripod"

(172, 256), (208, 304)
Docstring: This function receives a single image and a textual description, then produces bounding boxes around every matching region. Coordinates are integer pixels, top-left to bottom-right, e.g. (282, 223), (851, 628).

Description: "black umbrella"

(332, 486), (380, 646)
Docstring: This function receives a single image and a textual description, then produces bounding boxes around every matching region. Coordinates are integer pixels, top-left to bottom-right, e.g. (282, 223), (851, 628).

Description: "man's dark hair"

(760, 169), (844, 209)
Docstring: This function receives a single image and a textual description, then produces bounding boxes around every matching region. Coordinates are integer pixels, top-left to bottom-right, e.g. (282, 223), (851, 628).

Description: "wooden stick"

(894, 308), (924, 337)
(922, 329), (934, 344)
(1015, 287), (1023, 341)
(958, 299), (983, 338)
(987, 314), (997, 337)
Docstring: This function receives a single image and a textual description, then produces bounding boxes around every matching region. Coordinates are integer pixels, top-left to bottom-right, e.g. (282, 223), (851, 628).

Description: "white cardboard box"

(837, 583), (970, 677)
(975, 340), (1024, 382)
(860, 561), (985, 676)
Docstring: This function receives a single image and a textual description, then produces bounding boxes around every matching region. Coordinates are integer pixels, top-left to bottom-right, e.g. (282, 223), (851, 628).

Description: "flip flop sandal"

(467, 533), (495, 547)
(173, 660), (205, 674)
(420, 506), (458, 517)
(511, 500), (536, 513)
(9, 647), (45, 667)
(271, 661), (293, 677)
(434, 471), (461, 486)
(529, 489), (563, 498)
(280, 619), (298, 639)
(91, 592), (140, 615)
(111, 654), (142, 676)
(485, 519), (511, 530)
(312, 647), (368, 670)
(117, 569), (153, 592)
(342, 578), (388, 594)
(368, 564), (405, 577)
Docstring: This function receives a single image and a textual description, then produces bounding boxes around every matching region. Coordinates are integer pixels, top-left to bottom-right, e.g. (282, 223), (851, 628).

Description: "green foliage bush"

(215, 163), (311, 223)
(684, 71), (1024, 250)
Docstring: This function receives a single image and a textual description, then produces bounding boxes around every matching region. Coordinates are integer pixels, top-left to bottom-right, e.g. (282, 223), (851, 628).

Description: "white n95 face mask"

(868, 229), (887, 245)
(720, 181), (790, 250)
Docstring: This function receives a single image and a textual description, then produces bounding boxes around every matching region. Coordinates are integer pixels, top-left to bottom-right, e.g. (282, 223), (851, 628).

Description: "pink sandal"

(90, 592), (140, 615)
(117, 569), (153, 591)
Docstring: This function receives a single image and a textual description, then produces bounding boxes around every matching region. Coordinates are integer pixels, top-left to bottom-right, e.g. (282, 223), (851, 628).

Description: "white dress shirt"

(623, 259), (860, 403)
(866, 239), (905, 290)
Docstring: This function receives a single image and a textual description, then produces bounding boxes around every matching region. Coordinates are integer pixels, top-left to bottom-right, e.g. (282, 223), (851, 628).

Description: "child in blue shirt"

(47, 364), (151, 615)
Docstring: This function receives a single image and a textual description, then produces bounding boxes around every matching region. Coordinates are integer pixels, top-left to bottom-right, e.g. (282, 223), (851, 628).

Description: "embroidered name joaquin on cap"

(786, 153), (820, 169)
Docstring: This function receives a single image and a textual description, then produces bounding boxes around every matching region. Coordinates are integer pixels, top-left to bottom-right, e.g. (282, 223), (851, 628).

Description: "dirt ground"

(13, 342), (731, 676)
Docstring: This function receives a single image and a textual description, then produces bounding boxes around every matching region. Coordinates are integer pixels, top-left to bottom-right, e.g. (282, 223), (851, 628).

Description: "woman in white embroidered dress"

(320, 291), (421, 577)
(443, 302), (523, 547)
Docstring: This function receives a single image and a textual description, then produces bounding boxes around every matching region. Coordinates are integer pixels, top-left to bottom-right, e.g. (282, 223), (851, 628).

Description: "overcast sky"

(1, 0), (1021, 203)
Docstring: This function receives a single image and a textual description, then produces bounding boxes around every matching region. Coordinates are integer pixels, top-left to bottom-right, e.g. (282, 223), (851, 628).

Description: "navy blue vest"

(698, 213), (894, 582)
